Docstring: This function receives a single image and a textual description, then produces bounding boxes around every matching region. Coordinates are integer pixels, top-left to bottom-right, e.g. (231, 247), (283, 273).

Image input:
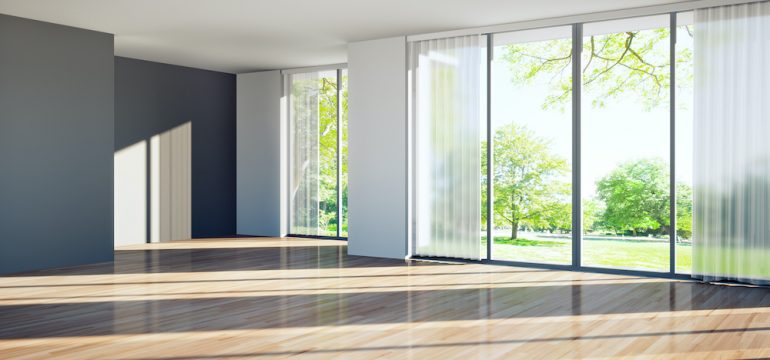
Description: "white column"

(347, 36), (408, 259)
(237, 70), (284, 236)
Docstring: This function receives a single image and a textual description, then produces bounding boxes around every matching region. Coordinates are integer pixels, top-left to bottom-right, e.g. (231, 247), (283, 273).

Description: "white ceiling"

(0, 0), (689, 74)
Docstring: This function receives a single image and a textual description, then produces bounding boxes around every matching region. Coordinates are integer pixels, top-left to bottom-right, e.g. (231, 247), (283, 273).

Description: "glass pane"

(289, 70), (339, 236)
(491, 26), (573, 265)
(675, 12), (694, 274)
(581, 15), (671, 272)
(340, 69), (349, 238)
(318, 71), (339, 237)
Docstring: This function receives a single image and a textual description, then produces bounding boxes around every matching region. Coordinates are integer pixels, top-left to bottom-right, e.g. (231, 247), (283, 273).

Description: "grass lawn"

(482, 236), (692, 273)
(481, 235), (770, 279)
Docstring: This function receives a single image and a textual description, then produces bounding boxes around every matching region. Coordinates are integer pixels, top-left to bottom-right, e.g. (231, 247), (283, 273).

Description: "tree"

(595, 158), (694, 237)
(675, 183), (693, 240)
(291, 74), (348, 235)
(321, 75), (349, 234)
(486, 123), (570, 239)
(316, 76), (339, 233)
(595, 158), (670, 235)
(541, 195), (571, 233)
(502, 27), (691, 110)
(582, 198), (604, 234)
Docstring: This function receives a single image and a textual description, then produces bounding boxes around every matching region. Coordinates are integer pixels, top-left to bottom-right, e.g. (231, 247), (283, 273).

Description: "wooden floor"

(1, 238), (770, 359)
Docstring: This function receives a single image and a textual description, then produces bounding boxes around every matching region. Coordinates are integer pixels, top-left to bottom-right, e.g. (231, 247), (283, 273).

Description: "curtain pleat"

(693, 1), (770, 285)
(290, 72), (320, 235)
(410, 35), (482, 260)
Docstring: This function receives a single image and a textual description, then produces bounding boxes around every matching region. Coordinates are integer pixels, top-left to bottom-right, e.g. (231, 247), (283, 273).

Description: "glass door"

(288, 68), (347, 238)
(490, 26), (573, 265)
(581, 15), (671, 272)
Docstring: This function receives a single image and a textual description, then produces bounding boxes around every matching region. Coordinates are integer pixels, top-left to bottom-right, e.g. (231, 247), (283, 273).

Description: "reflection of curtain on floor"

(693, 1), (770, 285)
(410, 35), (482, 260)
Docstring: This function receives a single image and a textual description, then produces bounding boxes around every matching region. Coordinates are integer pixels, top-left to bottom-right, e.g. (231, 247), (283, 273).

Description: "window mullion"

(336, 69), (342, 238)
(669, 12), (677, 275)
(572, 23), (583, 269)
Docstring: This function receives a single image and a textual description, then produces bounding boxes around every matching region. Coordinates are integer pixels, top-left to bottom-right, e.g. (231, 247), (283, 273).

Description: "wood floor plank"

(0, 237), (769, 359)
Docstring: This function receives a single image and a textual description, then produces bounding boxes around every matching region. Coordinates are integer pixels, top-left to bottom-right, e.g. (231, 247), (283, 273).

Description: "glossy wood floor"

(1, 238), (770, 359)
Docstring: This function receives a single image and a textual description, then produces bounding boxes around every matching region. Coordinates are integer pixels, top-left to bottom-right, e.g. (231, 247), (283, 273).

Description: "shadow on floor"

(8, 244), (442, 276)
(1, 279), (769, 339)
(2, 240), (770, 340)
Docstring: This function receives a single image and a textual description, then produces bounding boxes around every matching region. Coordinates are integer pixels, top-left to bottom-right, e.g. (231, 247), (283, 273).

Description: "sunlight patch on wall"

(114, 141), (147, 247)
(114, 122), (192, 247)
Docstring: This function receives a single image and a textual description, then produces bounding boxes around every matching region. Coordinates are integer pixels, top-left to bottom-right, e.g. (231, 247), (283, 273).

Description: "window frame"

(284, 64), (348, 240)
(412, 11), (696, 280)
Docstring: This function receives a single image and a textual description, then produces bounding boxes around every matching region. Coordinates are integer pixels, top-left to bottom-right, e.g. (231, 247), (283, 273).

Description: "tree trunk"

(511, 191), (518, 239)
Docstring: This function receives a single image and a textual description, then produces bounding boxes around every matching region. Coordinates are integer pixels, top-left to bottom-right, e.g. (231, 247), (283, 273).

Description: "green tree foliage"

(317, 76), (337, 234)
(596, 158), (670, 235)
(541, 183), (572, 233)
(582, 198), (604, 233)
(317, 74), (348, 235)
(486, 123), (570, 239)
(675, 183), (693, 240)
(502, 28), (692, 110)
(594, 158), (693, 238)
(500, 37), (573, 111)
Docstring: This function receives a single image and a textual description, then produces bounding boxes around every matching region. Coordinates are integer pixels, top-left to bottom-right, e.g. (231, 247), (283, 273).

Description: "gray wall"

(115, 57), (236, 239)
(0, 14), (115, 274)
(236, 71), (284, 236)
(347, 37), (408, 259)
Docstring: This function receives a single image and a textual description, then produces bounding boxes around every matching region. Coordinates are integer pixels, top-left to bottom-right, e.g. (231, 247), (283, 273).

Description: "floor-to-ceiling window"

(675, 12), (694, 274)
(480, 37), (489, 259)
(409, 7), (724, 278)
(340, 69), (349, 237)
(581, 15), (671, 272)
(490, 26), (573, 265)
(288, 66), (348, 238)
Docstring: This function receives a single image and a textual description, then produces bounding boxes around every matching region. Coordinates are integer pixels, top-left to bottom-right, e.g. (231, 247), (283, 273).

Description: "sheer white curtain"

(410, 35), (482, 260)
(289, 72), (320, 235)
(693, 1), (770, 285)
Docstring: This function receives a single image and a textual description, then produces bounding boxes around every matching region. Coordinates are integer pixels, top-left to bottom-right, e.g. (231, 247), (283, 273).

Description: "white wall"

(237, 70), (284, 236)
(347, 36), (408, 259)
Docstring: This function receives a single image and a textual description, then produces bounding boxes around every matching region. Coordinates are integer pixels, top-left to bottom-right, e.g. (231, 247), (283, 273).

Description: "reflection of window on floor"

(288, 68), (348, 238)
